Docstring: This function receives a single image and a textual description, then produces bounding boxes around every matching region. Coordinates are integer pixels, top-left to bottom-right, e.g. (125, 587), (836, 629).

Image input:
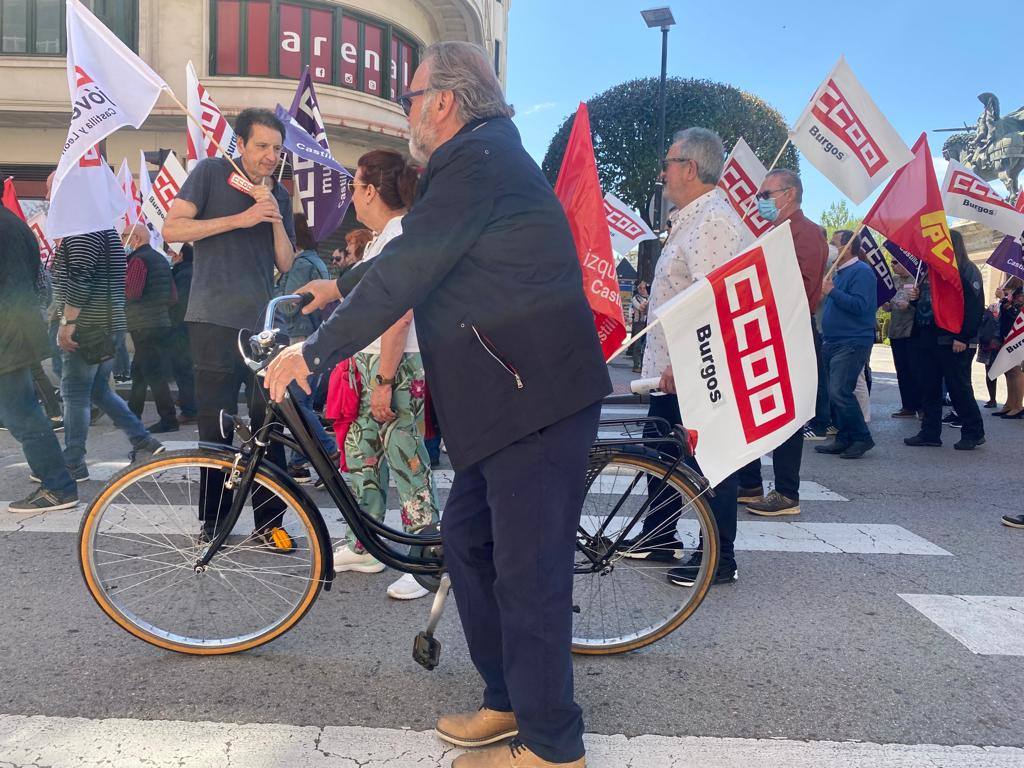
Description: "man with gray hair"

(739, 168), (829, 515)
(267, 41), (611, 768)
(621, 127), (751, 587)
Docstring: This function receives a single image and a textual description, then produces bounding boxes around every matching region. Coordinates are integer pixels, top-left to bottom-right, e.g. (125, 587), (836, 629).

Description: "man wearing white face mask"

(738, 169), (828, 517)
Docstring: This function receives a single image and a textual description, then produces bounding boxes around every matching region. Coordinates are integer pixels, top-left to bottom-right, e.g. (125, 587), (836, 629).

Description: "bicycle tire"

(571, 451), (718, 655)
(79, 449), (328, 655)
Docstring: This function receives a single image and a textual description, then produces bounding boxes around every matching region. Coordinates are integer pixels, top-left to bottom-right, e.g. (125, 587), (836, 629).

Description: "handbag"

(69, 243), (115, 365)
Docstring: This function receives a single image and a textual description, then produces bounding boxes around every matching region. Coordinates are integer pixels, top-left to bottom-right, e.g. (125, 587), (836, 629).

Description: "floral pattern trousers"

(344, 351), (439, 552)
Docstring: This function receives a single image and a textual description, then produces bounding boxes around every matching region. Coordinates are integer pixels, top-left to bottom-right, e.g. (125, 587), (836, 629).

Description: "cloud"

(519, 101), (556, 117)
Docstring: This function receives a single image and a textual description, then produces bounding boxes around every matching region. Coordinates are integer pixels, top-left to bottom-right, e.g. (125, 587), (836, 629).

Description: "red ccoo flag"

(863, 133), (963, 333)
(2, 177), (27, 222)
(554, 102), (626, 359)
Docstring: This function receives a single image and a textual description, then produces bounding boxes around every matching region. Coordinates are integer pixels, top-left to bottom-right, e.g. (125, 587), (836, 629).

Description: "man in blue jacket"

(267, 41), (610, 768)
(814, 230), (877, 459)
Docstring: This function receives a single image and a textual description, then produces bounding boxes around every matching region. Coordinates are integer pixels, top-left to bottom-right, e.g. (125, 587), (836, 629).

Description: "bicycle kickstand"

(413, 574), (451, 671)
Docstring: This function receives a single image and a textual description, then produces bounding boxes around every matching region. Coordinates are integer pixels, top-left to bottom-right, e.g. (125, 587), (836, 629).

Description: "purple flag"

(987, 235), (1024, 281)
(856, 227), (897, 306)
(883, 238), (925, 279)
(287, 67), (352, 242)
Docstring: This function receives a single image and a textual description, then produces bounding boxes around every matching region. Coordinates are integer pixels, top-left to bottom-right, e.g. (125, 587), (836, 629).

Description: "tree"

(820, 200), (859, 238)
(541, 77), (797, 220)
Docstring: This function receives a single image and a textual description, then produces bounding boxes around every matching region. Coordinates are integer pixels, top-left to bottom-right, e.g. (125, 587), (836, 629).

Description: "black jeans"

(810, 320), (831, 432)
(127, 328), (177, 425)
(737, 427), (804, 501)
(189, 322), (286, 530)
(890, 337), (921, 411)
(640, 394), (737, 567)
(914, 338), (984, 442)
(443, 402), (600, 764)
(168, 324), (197, 417)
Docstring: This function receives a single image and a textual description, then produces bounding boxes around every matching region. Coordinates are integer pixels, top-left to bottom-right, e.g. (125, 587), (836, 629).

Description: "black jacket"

(304, 117), (611, 469)
(0, 207), (50, 376)
(125, 244), (173, 332)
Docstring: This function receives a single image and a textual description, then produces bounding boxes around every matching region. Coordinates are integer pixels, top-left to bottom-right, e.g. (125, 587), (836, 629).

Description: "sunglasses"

(399, 88), (429, 116)
(346, 179), (372, 193)
(660, 156), (692, 172)
(755, 187), (792, 200)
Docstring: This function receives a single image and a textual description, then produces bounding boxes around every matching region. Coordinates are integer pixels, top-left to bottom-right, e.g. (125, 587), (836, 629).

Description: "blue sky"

(505, 0), (1021, 223)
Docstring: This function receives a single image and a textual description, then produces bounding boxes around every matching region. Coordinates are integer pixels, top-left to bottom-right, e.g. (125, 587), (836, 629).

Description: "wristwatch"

(375, 374), (396, 386)
(59, 316), (75, 326)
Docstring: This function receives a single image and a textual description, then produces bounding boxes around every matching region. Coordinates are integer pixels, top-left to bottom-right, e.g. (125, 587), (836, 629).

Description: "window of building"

(493, 39), (500, 79)
(209, 0), (419, 106)
(0, 0), (136, 55)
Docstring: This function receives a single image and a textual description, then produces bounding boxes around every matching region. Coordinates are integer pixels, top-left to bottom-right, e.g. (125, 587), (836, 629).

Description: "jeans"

(890, 337), (921, 411)
(113, 331), (131, 379)
(737, 427), (804, 500)
(287, 374), (337, 469)
(810, 320), (831, 432)
(168, 325), (197, 417)
(60, 351), (150, 468)
(0, 366), (75, 495)
(822, 342), (873, 445)
(127, 328), (178, 425)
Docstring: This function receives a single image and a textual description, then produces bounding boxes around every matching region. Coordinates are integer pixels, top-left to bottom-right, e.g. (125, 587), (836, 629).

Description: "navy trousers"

(442, 401), (601, 764)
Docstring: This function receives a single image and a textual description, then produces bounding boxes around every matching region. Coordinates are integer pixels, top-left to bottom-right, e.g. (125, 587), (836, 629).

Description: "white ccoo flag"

(718, 138), (773, 240)
(47, 145), (128, 239)
(138, 149), (164, 251)
(186, 60), (238, 171)
(941, 160), (1024, 240)
(990, 310), (1024, 380)
(790, 56), (913, 205)
(603, 192), (656, 254)
(143, 151), (187, 254)
(652, 222), (817, 485)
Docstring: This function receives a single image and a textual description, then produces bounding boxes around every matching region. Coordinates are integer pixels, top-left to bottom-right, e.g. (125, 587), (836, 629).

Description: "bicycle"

(78, 295), (719, 664)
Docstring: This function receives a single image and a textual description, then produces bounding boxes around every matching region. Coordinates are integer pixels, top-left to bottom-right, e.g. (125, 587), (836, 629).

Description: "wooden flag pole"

(823, 236), (855, 281)
(605, 317), (663, 364)
(162, 87), (246, 180)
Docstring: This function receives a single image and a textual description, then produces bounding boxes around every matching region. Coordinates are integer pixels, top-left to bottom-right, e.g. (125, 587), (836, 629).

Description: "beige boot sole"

(435, 727), (519, 748)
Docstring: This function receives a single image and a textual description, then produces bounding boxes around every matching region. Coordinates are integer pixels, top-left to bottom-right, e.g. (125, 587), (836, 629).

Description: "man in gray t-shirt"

(163, 108), (297, 549)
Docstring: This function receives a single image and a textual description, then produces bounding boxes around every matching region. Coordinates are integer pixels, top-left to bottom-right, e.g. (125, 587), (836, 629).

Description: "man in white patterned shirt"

(624, 127), (751, 587)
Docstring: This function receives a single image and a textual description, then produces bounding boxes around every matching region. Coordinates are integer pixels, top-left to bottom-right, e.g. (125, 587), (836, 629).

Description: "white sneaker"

(332, 544), (385, 573)
(386, 572), (430, 600)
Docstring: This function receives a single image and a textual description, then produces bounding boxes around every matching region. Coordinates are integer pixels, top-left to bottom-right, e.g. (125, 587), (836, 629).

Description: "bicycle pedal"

(413, 631), (441, 671)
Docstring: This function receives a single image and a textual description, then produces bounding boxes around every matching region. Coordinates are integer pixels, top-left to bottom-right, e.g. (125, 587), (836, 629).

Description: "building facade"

(0, 0), (509, 212)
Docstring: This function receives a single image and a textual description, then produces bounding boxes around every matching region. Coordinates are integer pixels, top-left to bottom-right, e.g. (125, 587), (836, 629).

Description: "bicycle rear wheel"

(79, 449), (328, 655)
(571, 451), (718, 654)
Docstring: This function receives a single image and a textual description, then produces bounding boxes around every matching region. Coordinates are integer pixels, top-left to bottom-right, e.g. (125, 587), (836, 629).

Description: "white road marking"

(899, 594), (1024, 656)
(0, 714), (1021, 768)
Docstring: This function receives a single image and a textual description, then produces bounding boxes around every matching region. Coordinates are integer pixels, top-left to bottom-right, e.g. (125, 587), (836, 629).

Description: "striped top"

(53, 229), (128, 333)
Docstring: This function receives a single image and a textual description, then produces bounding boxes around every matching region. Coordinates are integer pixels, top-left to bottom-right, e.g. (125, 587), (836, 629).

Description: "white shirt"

(642, 187), (751, 379)
(359, 215), (420, 355)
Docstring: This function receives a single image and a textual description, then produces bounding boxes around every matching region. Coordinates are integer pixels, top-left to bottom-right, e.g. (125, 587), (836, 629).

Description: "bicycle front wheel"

(79, 449), (328, 655)
(572, 451), (718, 655)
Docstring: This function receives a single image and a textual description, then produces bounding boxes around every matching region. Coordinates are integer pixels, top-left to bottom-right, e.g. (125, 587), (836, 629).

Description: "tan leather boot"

(452, 741), (585, 768)
(436, 707), (519, 747)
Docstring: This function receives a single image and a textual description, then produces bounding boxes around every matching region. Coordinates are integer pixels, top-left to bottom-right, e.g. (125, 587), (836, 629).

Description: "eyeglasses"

(399, 88), (429, 116)
(660, 156), (692, 172)
(346, 179), (372, 193)
(755, 187), (792, 200)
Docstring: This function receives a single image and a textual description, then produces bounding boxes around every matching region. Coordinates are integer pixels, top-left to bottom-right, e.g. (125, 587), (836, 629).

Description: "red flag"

(554, 103), (626, 359)
(1016, 190), (1024, 214)
(863, 133), (963, 333)
(2, 177), (27, 222)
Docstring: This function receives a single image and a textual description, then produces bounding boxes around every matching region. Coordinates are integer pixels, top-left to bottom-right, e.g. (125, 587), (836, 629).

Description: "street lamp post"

(641, 6), (675, 282)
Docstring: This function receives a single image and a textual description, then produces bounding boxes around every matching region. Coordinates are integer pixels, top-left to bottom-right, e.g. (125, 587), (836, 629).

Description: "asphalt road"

(0, 348), (1022, 766)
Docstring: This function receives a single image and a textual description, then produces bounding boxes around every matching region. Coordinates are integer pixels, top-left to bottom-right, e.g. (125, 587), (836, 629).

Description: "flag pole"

(824, 236), (856, 281)
(277, 153), (287, 182)
(914, 261), (924, 286)
(605, 317), (663, 364)
(162, 87), (246, 180)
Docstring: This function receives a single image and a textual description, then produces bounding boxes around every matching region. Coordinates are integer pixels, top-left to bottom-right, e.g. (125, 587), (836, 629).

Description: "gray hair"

(670, 127), (725, 185)
(765, 168), (803, 204)
(423, 41), (514, 122)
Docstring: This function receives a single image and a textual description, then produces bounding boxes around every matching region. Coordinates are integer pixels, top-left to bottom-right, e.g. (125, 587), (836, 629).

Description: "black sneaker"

(736, 486), (764, 503)
(840, 440), (874, 459)
(801, 425), (828, 441)
(50, 418), (64, 433)
(1001, 514), (1024, 529)
(130, 437), (166, 463)
(954, 436), (985, 451)
(891, 408), (917, 419)
(288, 465), (312, 484)
(146, 420), (180, 434)
(746, 490), (799, 516)
(667, 554), (738, 587)
(815, 441), (850, 455)
(8, 487), (79, 512)
(904, 434), (941, 447)
(942, 412), (962, 428)
(619, 535), (683, 561)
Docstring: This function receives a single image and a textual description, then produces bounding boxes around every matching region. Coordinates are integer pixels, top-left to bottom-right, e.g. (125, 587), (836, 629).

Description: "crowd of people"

(2, 38), (1022, 768)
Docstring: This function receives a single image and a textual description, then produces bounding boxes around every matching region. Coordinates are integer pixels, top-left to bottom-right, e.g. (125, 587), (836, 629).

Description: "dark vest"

(125, 245), (173, 332)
